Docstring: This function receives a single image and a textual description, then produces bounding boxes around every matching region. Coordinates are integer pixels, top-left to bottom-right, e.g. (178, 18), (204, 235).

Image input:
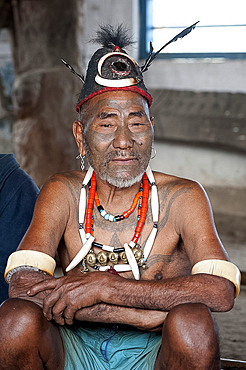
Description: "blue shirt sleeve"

(0, 163), (39, 303)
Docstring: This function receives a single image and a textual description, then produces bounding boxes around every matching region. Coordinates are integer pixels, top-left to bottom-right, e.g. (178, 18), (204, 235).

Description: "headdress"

(62, 22), (199, 111)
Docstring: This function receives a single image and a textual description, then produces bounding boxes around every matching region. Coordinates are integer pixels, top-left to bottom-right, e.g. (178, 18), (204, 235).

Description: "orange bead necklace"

(85, 171), (149, 248)
(94, 183), (142, 223)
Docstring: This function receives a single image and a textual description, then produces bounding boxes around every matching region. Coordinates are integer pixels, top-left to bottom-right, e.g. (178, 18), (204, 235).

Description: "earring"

(151, 146), (157, 160)
(76, 153), (85, 171)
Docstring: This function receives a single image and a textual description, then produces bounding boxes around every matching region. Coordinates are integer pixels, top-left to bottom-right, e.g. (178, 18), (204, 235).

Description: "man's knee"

(163, 303), (219, 352)
(0, 299), (65, 369)
(0, 298), (45, 343)
(155, 303), (220, 369)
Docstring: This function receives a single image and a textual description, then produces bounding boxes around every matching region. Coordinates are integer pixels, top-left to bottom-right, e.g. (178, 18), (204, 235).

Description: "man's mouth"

(111, 157), (138, 165)
(105, 150), (140, 165)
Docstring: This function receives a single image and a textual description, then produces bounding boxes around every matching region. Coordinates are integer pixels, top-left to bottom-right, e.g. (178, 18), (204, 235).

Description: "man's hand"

(27, 269), (118, 325)
(9, 270), (54, 308)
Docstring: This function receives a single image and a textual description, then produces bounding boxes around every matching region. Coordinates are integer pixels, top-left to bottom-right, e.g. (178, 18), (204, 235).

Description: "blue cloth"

(59, 324), (162, 370)
(0, 153), (39, 303)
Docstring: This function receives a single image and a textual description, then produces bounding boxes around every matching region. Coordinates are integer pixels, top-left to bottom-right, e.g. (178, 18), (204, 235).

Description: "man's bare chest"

(64, 204), (191, 281)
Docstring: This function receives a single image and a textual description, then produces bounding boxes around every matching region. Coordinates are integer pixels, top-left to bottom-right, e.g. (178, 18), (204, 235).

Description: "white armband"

(4, 250), (56, 283)
(192, 259), (241, 298)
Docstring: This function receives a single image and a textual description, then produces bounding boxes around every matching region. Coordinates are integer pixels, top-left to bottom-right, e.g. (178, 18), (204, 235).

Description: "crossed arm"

(8, 262), (234, 330)
(8, 269), (168, 330)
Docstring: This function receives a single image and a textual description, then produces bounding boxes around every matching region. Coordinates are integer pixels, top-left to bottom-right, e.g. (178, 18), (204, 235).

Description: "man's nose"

(113, 125), (133, 149)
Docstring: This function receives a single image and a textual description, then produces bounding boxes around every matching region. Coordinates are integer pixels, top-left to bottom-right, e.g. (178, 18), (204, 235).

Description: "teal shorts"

(59, 323), (162, 370)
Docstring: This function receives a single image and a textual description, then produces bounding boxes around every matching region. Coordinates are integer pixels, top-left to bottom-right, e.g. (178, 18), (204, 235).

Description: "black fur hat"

(62, 22), (199, 112)
(75, 24), (152, 112)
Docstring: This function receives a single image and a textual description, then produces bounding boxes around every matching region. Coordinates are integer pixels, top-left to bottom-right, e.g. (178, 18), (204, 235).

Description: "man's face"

(82, 90), (154, 187)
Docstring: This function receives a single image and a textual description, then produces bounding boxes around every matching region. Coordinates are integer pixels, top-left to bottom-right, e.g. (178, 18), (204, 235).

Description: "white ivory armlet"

(4, 250), (56, 283)
(192, 259), (241, 298)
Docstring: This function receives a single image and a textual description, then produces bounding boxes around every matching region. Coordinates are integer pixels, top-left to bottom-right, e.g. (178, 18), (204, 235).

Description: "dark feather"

(61, 59), (85, 83)
(90, 24), (135, 49)
(141, 21), (199, 73)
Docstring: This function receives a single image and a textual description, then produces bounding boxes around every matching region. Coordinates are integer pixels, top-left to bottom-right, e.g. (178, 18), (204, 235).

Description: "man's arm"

(6, 172), (167, 331)
(6, 173), (77, 303)
(27, 264), (234, 330)
(74, 304), (167, 331)
(17, 174), (73, 258)
(99, 178), (235, 311)
(101, 271), (235, 312)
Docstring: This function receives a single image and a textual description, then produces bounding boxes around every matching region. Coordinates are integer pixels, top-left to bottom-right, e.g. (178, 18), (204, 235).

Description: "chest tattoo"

(157, 186), (192, 233)
(109, 232), (122, 248)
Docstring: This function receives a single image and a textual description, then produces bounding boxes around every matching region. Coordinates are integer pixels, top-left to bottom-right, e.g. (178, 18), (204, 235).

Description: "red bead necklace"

(85, 171), (149, 246)
(85, 172), (97, 235)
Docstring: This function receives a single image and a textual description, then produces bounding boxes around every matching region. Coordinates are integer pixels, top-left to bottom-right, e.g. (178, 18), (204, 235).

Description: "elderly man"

(0, 25), (240, 370)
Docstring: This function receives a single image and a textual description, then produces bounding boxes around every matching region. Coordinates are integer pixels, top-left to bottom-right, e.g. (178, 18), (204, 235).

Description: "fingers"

(51, 301), (67, 325)
(44, 294), (76, 325)
(42, 288), (77, 325)
(25, 275), (79, 324)
(63, 306), (76, 325)
(43, 289), (62, 321)
(27, 271), (104, 325)
(27, 278), (58, 296)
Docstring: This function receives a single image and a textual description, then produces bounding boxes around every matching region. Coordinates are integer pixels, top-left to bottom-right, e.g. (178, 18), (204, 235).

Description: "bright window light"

(148, 0), (246, 56)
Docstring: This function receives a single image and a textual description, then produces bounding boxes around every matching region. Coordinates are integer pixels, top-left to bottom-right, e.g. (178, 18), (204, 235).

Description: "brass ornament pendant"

(132, 247), (143, 262)
(97, 251), (108, 266)
(119, 251), (128, 264)
(86, 251), (97, 267)
(108, 252), (119, 264)
(83, 244), (144, 270)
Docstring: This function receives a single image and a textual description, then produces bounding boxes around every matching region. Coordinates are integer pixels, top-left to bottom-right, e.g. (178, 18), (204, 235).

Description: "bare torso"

(56, 170), (193, 281)
(9, 166), (233, 331)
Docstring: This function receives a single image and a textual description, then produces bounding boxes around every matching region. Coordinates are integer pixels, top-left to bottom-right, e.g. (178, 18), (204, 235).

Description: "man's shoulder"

(153, 171), (208, 208)
(153, 170), (201, 189)
(39, 170), (85, 201)
(45, 170), (84, 187)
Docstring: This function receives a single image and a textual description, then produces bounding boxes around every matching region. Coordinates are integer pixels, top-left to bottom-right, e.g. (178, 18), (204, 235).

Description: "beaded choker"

(95, 184), (143, 222)
(66, 166), (159, 279)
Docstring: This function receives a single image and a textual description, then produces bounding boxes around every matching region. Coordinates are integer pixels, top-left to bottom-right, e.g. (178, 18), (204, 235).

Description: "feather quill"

(141, 21), (199, 73)
(61, 58), (85, 83)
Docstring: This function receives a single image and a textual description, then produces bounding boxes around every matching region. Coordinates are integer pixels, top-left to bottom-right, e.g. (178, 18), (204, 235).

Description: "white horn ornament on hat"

(95, 51), (139, 87)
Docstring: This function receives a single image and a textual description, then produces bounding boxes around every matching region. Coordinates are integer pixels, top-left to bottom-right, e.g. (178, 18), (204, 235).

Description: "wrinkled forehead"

(80, 90), (151, 122)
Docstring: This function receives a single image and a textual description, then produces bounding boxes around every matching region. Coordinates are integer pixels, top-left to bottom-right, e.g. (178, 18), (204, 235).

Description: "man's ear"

(73, 120), (86, 155)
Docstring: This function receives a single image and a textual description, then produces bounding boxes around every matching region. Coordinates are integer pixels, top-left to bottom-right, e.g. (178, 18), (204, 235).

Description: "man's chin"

(100, 171), (144, 188)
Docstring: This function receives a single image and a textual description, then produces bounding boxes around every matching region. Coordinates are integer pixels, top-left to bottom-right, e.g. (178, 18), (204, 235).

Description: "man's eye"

(129, 122), (146, 129)
(129, 122), (142, 127)
(101, 123), (111, 128)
